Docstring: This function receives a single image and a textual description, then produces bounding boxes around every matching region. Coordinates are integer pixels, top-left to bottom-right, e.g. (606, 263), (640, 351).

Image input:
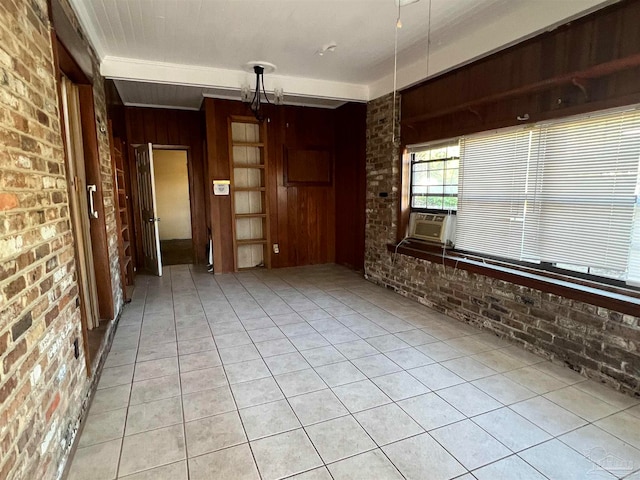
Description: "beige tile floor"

(67, 264), (640, 480)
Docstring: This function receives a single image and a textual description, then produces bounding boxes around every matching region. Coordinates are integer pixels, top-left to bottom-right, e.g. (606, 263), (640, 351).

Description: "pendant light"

(241, 61), (282, 122)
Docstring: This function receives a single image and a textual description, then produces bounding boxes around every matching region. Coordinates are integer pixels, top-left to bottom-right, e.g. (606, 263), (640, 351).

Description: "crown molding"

(65, 0), (107, 60)
(101, 56), (369, 103)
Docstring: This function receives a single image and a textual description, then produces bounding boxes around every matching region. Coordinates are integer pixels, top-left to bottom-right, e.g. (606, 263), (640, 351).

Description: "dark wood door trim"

(77, 85), (115, 320)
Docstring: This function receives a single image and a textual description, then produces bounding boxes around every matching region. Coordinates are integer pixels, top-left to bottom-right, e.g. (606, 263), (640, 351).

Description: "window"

(410, 142), (460, 212)
(453, 106), (640, 287)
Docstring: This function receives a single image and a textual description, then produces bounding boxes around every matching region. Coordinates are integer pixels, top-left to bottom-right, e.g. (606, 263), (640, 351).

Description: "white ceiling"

(69, 0), (616, 110)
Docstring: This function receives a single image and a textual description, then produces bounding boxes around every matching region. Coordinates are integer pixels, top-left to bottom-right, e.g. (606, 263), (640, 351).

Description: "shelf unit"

(110, 135), (135, 297)
(228, 116), (270, 271)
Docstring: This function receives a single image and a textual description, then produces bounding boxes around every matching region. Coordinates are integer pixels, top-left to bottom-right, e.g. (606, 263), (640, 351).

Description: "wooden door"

(60, 76), (101, 329)
(135, 144), (163, 276)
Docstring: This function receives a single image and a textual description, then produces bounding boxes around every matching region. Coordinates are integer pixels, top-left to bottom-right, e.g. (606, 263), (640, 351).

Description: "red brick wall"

(0, 1), (122, 478)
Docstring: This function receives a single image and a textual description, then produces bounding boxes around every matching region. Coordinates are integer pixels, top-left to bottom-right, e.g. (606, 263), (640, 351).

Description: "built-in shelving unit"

(228, 117), (270, 271)
(111, 136), (135, 297)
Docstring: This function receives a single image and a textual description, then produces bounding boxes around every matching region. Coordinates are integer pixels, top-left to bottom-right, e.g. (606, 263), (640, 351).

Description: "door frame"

(130, 144), (196, 272)
(60, 77), (101, 331)
(134, 144), (163, 276)
(51, 31), (115, 374)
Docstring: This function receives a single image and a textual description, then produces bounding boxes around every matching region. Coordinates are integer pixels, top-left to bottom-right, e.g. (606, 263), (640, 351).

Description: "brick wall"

(0, 1), (122, 479)
(57, 0), (123, 312)
(365, 93), (640, 397)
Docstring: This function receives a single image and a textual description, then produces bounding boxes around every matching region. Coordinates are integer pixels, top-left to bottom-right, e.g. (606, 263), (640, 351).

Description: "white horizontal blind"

(456, 107), (640, 285)
(456, 128), (538, 260)
(629, 201), (640, 286)
(527, 110), (640, 274)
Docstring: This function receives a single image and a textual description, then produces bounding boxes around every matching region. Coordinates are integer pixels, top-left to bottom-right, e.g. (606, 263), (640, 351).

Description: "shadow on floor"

(161, 239), (193, 266)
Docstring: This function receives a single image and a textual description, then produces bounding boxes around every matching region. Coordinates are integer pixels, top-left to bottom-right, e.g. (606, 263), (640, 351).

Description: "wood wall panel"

(276, 106), (336, 268)
(124, 107), (208, 266)
(335, 103), (366, 270)
(285, 148), (332, 185)
(204, 98), (366, 272)
(401, 0), (640, 145)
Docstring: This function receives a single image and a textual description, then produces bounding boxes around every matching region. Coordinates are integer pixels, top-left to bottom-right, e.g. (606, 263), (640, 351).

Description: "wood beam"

(403, 53), (640, 126)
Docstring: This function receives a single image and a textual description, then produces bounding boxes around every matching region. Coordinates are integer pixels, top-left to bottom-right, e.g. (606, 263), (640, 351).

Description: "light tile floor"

(68, 264), (640, 480)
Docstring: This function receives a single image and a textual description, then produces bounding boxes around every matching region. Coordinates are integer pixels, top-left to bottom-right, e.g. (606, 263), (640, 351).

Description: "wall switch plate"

(273, 244), (280, 254)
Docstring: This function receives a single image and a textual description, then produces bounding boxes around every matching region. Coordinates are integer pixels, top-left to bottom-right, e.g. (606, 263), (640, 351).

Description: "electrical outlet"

(273, 243), (280, 254)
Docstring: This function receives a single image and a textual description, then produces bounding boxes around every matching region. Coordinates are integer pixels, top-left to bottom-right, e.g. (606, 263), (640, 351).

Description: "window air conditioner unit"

(408, 212), (456, 247)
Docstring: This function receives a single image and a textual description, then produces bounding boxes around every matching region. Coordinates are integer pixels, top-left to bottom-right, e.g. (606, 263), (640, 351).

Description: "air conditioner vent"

(408, 213), (456, 246)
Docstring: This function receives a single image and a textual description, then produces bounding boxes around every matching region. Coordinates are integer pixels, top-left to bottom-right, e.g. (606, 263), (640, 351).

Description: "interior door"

(60, 76), (101, 329)
(135, 144), (163, 276)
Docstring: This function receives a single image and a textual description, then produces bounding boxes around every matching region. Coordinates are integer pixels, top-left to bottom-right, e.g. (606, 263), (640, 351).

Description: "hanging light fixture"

(241, 61), (279, 122)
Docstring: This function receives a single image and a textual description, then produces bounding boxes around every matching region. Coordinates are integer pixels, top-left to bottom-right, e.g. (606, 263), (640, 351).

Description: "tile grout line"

(73, 265), (640, 480)
(175, 266), (191, 480)
(115, 276), (149, 479)
(204, 268), (265, 480)
(227, 269), (351, 479)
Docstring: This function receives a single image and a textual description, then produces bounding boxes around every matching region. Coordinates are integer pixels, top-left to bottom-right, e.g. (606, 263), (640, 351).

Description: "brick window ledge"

(386, 243), (640, 317)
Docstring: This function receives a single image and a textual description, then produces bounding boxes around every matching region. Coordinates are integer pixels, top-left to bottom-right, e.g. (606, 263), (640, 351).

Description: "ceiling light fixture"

(241, 61), (279, 122)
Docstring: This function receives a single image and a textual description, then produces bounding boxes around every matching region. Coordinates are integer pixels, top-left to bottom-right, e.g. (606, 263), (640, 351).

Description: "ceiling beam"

(101, 56), (370, 103)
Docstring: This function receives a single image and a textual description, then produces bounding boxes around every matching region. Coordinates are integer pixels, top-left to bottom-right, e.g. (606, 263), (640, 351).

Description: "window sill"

(386, 242), (640, 316)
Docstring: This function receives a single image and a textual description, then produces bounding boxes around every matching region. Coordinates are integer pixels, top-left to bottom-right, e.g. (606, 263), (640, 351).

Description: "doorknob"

(87, 185), (98, 219)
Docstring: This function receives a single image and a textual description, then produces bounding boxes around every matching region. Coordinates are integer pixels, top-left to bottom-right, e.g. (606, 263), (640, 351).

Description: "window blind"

(526, 111), (640, 274)
(629, 204), (640, 286)
(456, 107), (640, 285)
(456, 127), (539, 261)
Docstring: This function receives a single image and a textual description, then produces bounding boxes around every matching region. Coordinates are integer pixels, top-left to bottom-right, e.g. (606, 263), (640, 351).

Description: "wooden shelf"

(109, 133), (135, 297)
(236, 213), (267, 218)
(238, 265), (267, 271)
(234, 187), (265, 192)
(232, 141), (264, 147)
(229, 118), (271, 272)
(233, 163), (265, 169)
(236, 239), (268, 245)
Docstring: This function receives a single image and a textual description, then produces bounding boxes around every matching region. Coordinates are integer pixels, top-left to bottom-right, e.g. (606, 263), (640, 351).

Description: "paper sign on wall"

(213, 180), (230, 196)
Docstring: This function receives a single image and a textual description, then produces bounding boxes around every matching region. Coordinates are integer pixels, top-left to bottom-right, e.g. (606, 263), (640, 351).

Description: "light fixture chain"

(392, 2), (400, 146)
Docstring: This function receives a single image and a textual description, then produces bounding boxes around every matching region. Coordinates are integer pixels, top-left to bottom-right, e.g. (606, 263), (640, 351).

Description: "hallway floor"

(67, 265), (640, 480)
(160, 239), (194, 266)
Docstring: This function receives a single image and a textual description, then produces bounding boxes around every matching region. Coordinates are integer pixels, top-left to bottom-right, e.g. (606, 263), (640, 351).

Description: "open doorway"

(154, 149), (194, 265)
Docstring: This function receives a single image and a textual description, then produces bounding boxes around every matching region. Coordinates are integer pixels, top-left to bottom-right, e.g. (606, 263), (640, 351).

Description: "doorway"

(133, 144), (197, 275)
(154, 149), (194, 265)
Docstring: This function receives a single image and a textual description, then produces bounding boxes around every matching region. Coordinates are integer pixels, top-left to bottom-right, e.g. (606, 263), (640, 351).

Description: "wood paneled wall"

(335, 103), (367, 270)
(276, 106), (336, 268)
(124, 107), (208, 265)
(401, 0), (640, 145)
(205, 98), (366, 273)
